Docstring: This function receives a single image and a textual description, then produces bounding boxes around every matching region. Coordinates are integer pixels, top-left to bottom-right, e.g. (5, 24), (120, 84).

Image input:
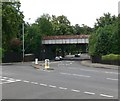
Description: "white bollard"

(35, 58), (38, 65)
(45, 59), (49, 69)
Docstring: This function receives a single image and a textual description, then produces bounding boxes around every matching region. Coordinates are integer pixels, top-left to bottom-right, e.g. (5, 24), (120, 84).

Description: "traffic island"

(31, 64), (40, 69)
(43, 68), (54, 70)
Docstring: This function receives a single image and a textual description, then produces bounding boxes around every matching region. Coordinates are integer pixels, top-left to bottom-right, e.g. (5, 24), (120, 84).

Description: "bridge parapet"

(42, 35), (90, 44)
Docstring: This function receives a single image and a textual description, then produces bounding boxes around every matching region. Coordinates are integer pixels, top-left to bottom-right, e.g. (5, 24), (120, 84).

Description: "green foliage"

(102, 54), (120, 61)
(2, 2), (24, 52)
(24, 23), (41, 54)
(73, 24), (93, 35)
(0, 48), (5, 62)
(94, 13), (117, 30)
(88, 32), (98, 55)
(36, 14), (53, 36)
(51, 15), (72, 35)
(89, 13), (119, 56)
(0, 49), (1, 58)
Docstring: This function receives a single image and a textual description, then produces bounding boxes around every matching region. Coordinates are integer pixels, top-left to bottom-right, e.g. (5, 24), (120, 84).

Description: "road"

(1, 60), (118, 99)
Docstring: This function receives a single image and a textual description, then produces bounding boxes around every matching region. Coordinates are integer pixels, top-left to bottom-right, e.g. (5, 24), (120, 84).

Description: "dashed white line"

(1, 79), (5, 80)
(2, 77), (8, 79)
(106, 78), (118, 81)
(100, 94), (114, 98)
(80, 69), (99, 72)
(71, 89), (80, 93)
(23, 80), (29, 83)
(7, 80), (16, 82)
(72, 74), (91, 78)
(15, 79), (21, 82)
(40, 83), (47, 86)
(59, 87), (67, 90)
(105, 72), (118, 75)
(84, 91), (95, 95)
(60, 72), (90, 78)
(31, 82), (38, 85)
(60, 72), (71, 75)
(49, 85), (56, 88)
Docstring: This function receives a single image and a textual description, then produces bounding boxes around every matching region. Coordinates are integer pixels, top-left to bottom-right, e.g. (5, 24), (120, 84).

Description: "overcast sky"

(20, 0), (119, 27)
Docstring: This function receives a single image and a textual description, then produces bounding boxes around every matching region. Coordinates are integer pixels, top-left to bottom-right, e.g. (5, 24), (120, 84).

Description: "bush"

(0, 48), (4, 63)
(102, 54), (120, 61)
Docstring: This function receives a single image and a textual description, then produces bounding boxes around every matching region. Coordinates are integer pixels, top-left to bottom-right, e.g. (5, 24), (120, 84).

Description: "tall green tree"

(24, 23), (41, 54)
(94, 13), (117, 30)
(89, 13), (118, 56)
(73, 24), (93, 35)
(51, 15), (72, 35)
(36, 14), (53, 36)
(2, 2), (24, 52)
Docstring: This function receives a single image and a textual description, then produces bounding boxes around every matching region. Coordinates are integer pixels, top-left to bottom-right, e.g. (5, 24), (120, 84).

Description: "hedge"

(102, 54), (120, 61)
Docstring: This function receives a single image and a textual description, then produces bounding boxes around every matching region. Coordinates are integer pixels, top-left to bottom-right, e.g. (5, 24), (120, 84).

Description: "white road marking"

(84, 91), (95, 95)
(1, 79), (5, 81)
(15, 79), (21, 82)
(31, 82), (38, 85)
(100, 94), (114, 98)
(106, 78), (118, 81)
(59, 87), (67, 90)
(7, 80), (16, 82)
(40, 83), (47, 86)
(72, 74), (91, 78)
(66, 64), (70, 66)
(60, 72), (90, 78)
(49, 85), (56, 88)
(2, 81), (16, 84)
(71, 89), (80, 92)
(23, 80), (30, 83)
(69, 68), (118, 75)
(105, 72), (118, 75)
(2, 77), (8, 79)
(60, 72), (71, 75)
(80, 69), (98, 72)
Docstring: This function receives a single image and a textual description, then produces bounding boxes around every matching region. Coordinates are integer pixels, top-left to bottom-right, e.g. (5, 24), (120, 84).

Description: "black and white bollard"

(35, 58), (38, 65)
(34, 58), (39, 69)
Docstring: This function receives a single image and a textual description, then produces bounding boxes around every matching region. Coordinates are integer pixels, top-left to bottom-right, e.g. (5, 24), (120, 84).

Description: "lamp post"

(22, 18), (31, 62)
(22, 23), (24, 62)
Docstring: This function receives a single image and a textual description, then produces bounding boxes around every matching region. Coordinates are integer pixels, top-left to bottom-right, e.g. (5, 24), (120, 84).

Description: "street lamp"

(22, 18), (31, 62)
(22, 23), (24, 62)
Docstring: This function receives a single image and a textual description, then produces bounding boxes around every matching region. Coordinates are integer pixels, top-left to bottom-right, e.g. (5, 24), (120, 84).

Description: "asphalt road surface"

(1, 60), (118, 99)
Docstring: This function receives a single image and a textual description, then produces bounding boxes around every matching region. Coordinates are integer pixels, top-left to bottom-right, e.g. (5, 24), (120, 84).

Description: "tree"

(94, 27), (111, 55)
(94, 13), (117, 30)
(109, 16), (120, 54)
(2, 2), (24, 52)
(24, 23), (41, 54)
(89, 13), (118, 56)
(73, 24), (93, 35)
(35, 14), (53, 36)
(51, 15), (72, 35)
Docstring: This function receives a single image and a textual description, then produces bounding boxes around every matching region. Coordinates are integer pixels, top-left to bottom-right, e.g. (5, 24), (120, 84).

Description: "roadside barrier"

(45, 59), (50, 70)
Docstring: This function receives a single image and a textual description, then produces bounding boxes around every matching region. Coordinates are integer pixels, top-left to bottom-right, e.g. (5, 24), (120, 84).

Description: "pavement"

(80, 60), (119, 70)
(1, 59), (119, 70)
